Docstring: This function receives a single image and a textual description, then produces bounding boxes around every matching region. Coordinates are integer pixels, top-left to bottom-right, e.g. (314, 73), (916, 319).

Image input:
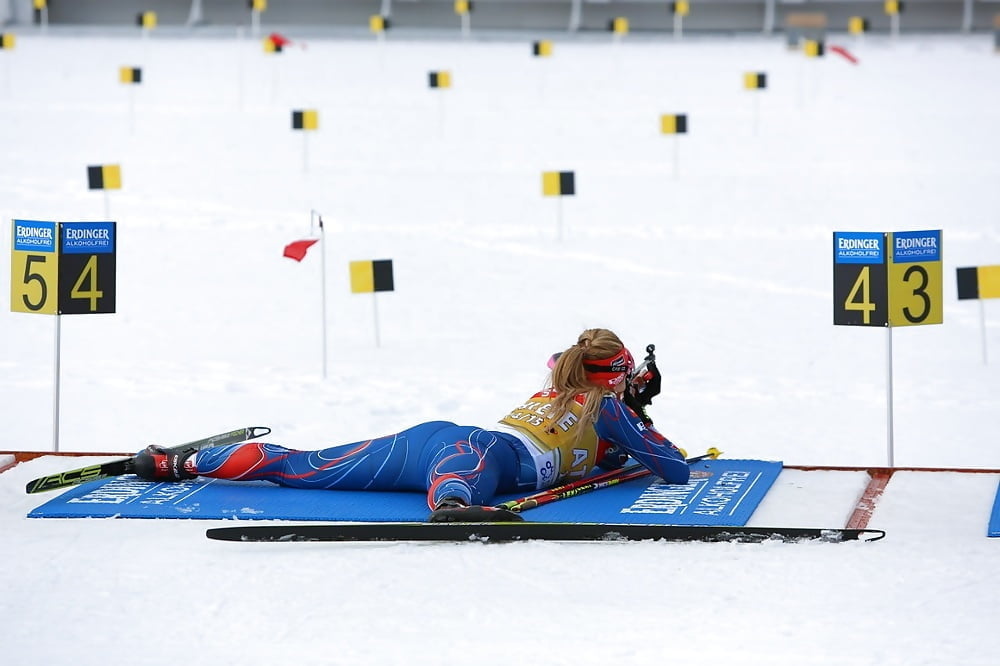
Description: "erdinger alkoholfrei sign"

(833, 229), (941, 327)
(11, 220), (116, 315)
(832, 229), (942, 467)
(10, 219), (117, 451)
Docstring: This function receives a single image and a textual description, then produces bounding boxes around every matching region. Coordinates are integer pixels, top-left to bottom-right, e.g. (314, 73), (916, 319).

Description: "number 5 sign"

(833, 230), (941, 327)
(10, 219), (116, 315)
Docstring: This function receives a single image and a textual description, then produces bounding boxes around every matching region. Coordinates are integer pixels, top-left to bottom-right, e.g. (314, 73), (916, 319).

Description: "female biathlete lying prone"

(135, 328), (690, 522)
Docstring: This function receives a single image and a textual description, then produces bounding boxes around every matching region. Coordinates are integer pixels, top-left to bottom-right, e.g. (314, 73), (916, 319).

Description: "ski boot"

(428, 497), (524, 523)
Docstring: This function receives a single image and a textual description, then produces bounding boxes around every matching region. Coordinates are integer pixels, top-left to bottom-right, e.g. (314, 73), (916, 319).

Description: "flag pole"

(53, 314), (61, 452)
(979, 298), (988, 365)
(312, 209), (327, 378)
(372, 294), (381, 348)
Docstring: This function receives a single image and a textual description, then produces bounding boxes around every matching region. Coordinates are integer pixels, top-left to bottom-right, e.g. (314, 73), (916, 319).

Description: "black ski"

(24, 426), (271, 494)
(205, 522), (885, 544)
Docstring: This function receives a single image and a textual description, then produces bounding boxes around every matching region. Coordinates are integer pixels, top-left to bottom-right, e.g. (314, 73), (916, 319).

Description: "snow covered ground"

(1, 28), (999, 665)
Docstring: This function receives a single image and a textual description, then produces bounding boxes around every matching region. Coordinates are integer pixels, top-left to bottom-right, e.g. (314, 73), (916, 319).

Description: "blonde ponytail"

(547, 328), (626, 440)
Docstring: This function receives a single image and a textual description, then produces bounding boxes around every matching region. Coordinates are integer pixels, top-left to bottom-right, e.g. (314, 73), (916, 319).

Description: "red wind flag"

(268, 33), (292, 49)
(283, 239), (319, 262)
(829, 45), (859, 64)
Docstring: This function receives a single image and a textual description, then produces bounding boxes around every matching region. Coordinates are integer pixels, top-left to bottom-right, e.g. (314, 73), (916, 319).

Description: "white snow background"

(1, 28), (999, 665)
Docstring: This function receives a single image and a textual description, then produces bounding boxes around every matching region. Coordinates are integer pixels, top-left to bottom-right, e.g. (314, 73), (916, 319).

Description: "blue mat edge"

(28, 458), (783, 525)
(989, 478), (1000, 538)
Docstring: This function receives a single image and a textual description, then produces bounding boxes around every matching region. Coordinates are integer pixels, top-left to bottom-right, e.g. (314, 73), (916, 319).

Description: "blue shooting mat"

(28, 458), (782, 526)
(989, 479), (1000, 538)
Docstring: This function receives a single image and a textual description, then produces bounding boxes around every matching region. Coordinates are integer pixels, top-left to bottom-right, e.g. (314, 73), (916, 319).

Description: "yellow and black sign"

(87, 165), (121, 190)
(804, 40), (825, 57)
(671, 2), (690, 17)
(370, 15), (390, 33)
(833, 230), (942, 327)
(956, 266), (1000, 300)
(609, 17), (629, 35)
(887, 230), (942, 326)
(291, 110), (319, 130)
(455, 1), (472, 15)
(136, 11), (157, 30)
(848, 17), (870, 34)
(661, 114), (688, 134)
(350, 260), (394, 294)
(429, 71), (452, 88)
(532, 40), (553, 57)
(11, 220), (116, 315)
(428, 72), (451, 88)
(542, 171), (575, 197)
(744, 72), (766, 90)
(884, 1), (903, 16)
(119, 67), (142, 84)
(249, 0), (267, 11)
(0, 33), (15, 50)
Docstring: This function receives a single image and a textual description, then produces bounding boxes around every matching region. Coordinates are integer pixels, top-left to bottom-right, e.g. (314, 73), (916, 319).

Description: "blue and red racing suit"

(192, 390), (689, 508)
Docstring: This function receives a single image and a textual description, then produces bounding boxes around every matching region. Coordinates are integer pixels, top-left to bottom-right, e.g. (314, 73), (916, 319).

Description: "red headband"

(582, 348), (635, 388)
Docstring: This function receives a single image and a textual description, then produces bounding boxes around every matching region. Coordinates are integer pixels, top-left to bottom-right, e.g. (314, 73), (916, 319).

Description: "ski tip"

(859, 529), (886, 542)
(249, 426), (271, 439)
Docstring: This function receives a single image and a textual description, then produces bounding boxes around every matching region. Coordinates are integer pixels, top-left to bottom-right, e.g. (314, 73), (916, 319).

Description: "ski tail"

(205, 522), (886, 544)
(24, 426), (270, 494)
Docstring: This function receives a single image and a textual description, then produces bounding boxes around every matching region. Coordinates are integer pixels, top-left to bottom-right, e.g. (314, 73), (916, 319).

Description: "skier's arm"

(593, 396), (690, 485)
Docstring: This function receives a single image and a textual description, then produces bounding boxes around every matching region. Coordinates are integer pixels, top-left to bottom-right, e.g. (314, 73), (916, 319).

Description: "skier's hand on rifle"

(623, 366), (659, 427)
(622, 389), (651, 426)
(629, 359), (661, 408)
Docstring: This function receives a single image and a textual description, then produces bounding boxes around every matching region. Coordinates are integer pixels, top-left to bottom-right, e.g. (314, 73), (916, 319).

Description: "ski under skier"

(134, 328), (690, 521)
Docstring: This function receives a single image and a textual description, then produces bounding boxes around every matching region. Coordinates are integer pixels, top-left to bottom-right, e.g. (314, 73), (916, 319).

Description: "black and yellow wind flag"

(532, 40), (553, 57)
(119, 67), (142, 84)
(542, 171), (575, 197)
(87, 165), (122, 190)
(848, 17), (871, 34)
(804, 40), (825, 57)
(660, 114), (688, 134)
(350, 260), (395, 293)
(671, 2), (690, 17)
(292, 110), (319, 130)
(608, 17), (629, 35)
(429, 71), (452, 88)
(744, 72), (766, 90)
(370, 15), (390, 33)
(957, 266), (1000, 300)
(0, 33), (15, 49)
(136, 12), (157, 29)
(884, 1), (904, 16)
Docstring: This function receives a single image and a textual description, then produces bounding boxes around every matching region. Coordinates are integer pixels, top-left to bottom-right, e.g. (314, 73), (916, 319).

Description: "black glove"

(623, 385), (653, 426)
(629, 359), (661, 408)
